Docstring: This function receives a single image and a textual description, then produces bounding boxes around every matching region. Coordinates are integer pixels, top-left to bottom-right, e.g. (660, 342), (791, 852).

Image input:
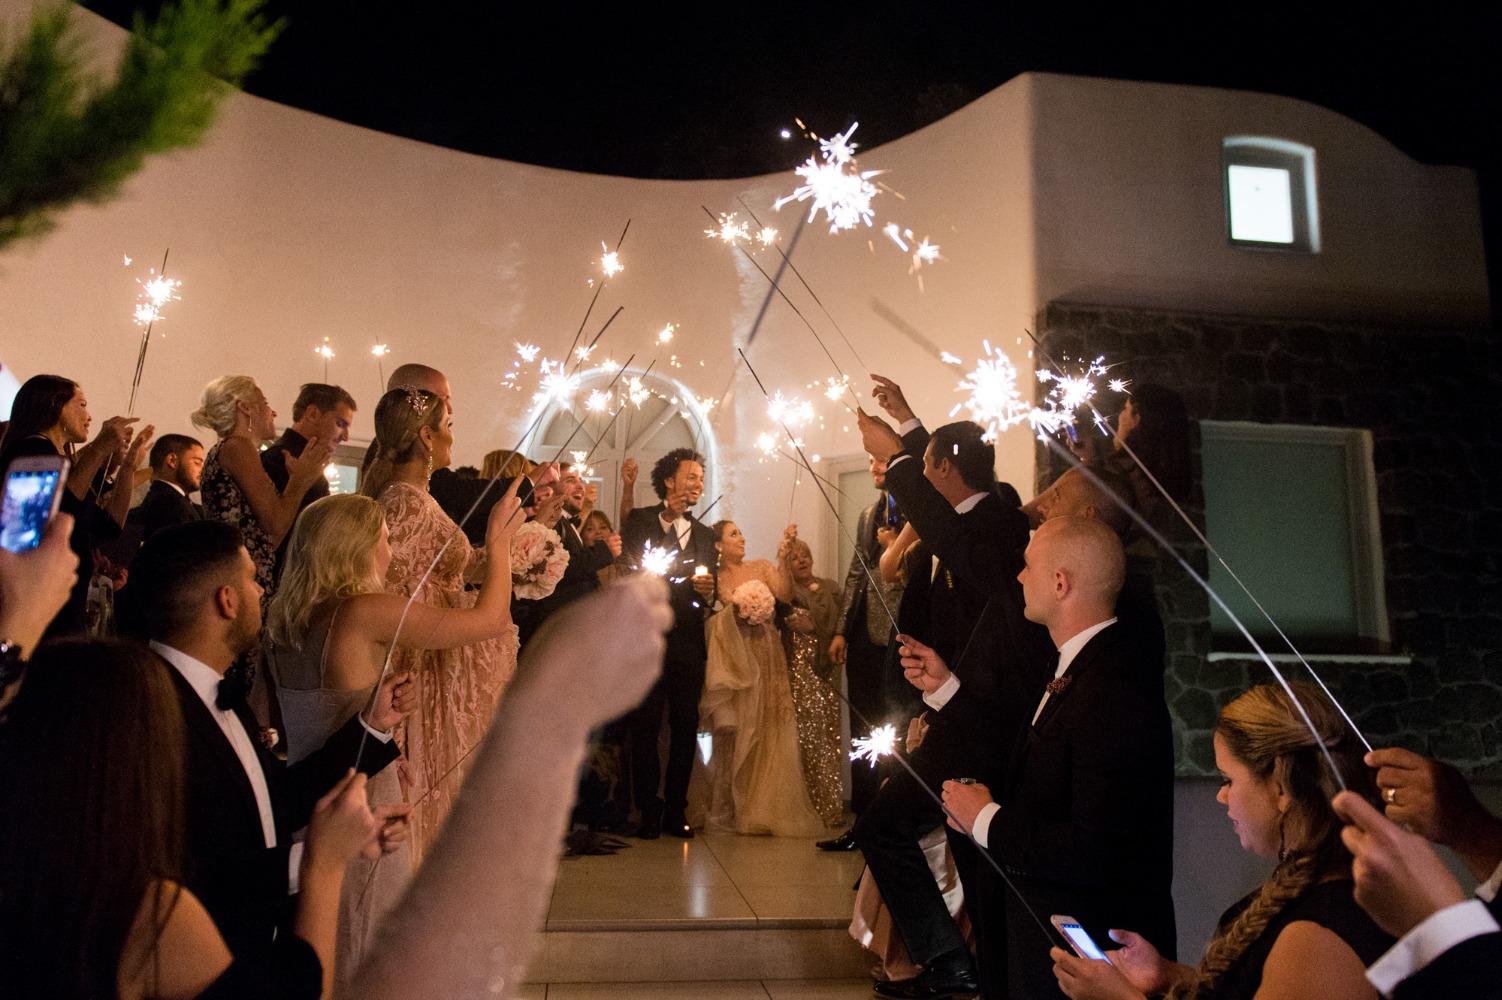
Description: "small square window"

(1224, 138), (1319, 253)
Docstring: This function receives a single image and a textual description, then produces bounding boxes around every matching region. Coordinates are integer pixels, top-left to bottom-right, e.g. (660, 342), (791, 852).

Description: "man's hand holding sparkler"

(1333, 789), (1470, 937)
(869, 373), (917, 425)
(942, 779), (993, 836)
(857, 409), (903, 464)
(896, 632), (952, 694)
(1365, 747), (1502, 883)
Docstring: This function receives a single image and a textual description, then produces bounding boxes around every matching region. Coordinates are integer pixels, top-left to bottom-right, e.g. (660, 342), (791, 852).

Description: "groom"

(620, 447), (717, 839)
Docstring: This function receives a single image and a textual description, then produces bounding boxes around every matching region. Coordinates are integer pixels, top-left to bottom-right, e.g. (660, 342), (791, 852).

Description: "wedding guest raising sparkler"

(261, 382), (357, 582)
(0, 374), (153, 637)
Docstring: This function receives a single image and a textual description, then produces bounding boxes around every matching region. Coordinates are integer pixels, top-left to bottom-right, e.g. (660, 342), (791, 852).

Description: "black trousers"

(627, 633), (705, 818)
(844, 629), (889, 816)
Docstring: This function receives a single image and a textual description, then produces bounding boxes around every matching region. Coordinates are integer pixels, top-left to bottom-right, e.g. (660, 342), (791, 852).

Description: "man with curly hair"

(618, 448), (716, 839)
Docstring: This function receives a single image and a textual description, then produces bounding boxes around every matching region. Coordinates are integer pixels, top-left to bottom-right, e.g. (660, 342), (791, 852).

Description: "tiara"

(392, 384), (428, 415)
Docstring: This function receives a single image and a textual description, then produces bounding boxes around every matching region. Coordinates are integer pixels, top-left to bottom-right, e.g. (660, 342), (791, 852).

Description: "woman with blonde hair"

(1051, 682), (1393, 1000)
(360, 386), (526, 861)
(480, 448), (529, 481)
(265, 486), (521, 985)
(192, 375), (332, 601)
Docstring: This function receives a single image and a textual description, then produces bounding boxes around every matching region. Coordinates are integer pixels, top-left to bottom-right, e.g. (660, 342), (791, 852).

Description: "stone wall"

(1036, 302), (1502, 776)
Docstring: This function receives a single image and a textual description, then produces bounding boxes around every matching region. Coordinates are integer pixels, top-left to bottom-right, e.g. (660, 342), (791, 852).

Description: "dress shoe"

(816, 830), (859, 852)
(871, 956), (979, 999)
(633, 802), (663, 840)
(663, 811), (694, 838)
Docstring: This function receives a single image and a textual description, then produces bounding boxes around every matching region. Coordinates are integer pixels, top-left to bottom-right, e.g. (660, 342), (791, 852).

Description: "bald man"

(915, 516), (1175, 999)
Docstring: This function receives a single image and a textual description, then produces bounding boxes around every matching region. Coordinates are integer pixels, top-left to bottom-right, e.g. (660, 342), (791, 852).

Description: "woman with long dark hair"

(0, 374), (152, 636)
(1050, 682), (1393, 1000)
(0, 638), (382, 998)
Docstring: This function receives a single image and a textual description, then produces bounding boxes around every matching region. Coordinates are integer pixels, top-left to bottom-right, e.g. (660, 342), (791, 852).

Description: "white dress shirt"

(965, 618), (1117, 848)
(1366, 859), (1502, 995)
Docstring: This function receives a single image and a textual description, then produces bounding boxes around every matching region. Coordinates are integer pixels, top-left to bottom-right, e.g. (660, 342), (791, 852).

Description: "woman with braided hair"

(1052, 682), (1393, 1000)
(361, 386), (521, 862)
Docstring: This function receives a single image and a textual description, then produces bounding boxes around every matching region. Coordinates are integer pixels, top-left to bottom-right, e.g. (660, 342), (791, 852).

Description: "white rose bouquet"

(510, 521), (570, 599)
(730, 579), (776, 626)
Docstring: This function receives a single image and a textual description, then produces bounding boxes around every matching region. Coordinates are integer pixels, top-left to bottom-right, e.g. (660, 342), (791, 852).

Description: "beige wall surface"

(1028, 73), (1489, 328)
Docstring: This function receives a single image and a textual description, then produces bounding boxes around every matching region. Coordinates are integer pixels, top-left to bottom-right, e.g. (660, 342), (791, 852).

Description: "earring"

(425, 452), (434, 479)
(1277, 815), (1288, 862)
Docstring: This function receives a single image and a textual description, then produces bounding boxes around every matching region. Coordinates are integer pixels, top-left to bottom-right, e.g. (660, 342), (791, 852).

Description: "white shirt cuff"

(899, 418), (923, 436)
(887, 454), (912, 469)
(971, 802), (1001, 849)
(288, 841), (304, 896)
(1477, 859), (1502, 903)
(360, 716), (394, 743)
(1366, 898), (1500, 996)
(923, 673), (961, 711)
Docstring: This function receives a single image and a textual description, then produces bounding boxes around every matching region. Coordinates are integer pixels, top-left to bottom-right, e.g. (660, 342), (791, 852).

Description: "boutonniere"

(1045, 675), (1073, 696)
(944, 569), (954, 589)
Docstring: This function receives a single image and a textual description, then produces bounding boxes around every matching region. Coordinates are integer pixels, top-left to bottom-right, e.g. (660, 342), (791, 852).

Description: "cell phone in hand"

(0, 456), (69, 553)
(1051, 914), (1112, 964)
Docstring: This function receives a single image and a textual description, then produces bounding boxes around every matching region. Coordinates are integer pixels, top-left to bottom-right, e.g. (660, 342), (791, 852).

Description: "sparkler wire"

(127, 248), (170, 416)
(564, 219), (632, 367)
(737, 347), (1057, 948)
(1021, 330), (1372, 754)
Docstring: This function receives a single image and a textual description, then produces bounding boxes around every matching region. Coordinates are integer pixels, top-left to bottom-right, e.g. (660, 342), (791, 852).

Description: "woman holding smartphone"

(1050, 683), (1392, 1000)
(0, 374), (152, 637)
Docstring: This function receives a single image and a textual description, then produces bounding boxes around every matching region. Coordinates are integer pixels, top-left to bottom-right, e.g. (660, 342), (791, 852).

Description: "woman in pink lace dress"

(361, 386), (521, 861)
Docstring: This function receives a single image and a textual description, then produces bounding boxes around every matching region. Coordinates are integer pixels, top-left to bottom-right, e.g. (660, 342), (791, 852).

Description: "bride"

(700, 520), (829, 837)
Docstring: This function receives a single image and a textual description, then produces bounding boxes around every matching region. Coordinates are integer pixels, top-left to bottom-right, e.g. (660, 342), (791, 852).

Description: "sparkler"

(371, 344), (390, 390)
(599, 242), (624, 278)
(126, 249), (178, 415)
(774, 123), (883, 232)
(315, 337), (335, 381)
(657, 323), (676, 345)
(704, 212), (751, 246)
(850, 724), (900, 768)
(565, 219), (631, 368)
(639, 543), (675, 577)
(948, 340), (1032, 441)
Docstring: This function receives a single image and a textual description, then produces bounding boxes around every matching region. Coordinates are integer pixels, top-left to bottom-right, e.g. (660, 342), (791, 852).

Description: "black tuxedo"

(982, 622), (1176, 997)
(128, 480), (203, 541)
(620, 502), (717, 820)
(1392, 930), (1502, 999)
(516, 515), (615, 647)
(164, 652), (400, 959)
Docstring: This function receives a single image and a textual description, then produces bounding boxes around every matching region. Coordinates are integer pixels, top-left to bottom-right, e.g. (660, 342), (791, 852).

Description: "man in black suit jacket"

(1336, 752), (1502, 997)
(125, 520), (408, 961)
(263, 383), (355, 582)
(518, 464), (621, 647)
(940, 516), (1175, 999)
(853, 406), (1050, 998)
(619, 447), (716, 839)
(116, 433), (205, 568)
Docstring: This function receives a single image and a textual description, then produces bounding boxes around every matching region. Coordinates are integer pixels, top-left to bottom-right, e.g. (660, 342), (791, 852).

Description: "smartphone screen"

(1, 467), (63, 553)
(1058, 921), (1110, 963)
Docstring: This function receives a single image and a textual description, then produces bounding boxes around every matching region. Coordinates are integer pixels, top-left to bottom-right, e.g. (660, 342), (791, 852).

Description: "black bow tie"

(216, 676), (247, 712)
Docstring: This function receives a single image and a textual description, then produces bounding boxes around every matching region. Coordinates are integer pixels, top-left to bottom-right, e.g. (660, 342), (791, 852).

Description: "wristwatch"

(0, 640), (25, 687)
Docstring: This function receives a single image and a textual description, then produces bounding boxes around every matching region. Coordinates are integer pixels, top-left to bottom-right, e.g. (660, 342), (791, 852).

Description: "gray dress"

(267, 601), (410, 990)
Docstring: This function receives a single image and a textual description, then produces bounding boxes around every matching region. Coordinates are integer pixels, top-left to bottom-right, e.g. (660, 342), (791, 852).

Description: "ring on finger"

(1383, 786), (1398, 806)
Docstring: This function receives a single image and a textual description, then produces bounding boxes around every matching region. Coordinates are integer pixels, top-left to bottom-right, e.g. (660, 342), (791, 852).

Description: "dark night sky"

(84, 2), (1502, 308)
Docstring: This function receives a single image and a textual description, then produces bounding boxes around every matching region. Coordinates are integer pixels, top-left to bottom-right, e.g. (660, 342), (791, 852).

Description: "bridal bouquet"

(730, 579), (776, 626)
(511, 521), (570, 599)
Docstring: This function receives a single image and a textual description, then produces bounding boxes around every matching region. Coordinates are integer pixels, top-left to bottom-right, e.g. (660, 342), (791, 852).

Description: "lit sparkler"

(125, 249), (181, 414)
(315, 337), (335, 381)
(536, 362), (578, 407)
(756, 226), (778, 247)
(766, 391), (814, 430)
(704, 212), (750, 246)
(371, 344), (390, 388)
(599, 242), (624, 278)
(1109, 378), (1131, 394)
(1033, 355), (1110, 438)
(948, 341), (1032, 441)
(585, 389), (611, 412)
(516, 342), (541, 363)
(850, 724), (901, 768)
(626, 376), (651, 408)
(911, 238), (941, 271)
(640, 543), (675, 577)
(658, 323), (676, 344)
(774, 122), (883, 232)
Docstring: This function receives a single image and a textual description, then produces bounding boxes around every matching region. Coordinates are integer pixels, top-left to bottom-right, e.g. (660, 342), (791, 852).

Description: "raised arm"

(217, 436), (332, 546)
(350, 575), (671, 998)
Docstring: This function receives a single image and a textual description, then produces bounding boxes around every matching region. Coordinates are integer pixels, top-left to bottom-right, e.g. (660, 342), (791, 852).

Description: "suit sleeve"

(1391, 931), (1502, 1000)
(278, 712), (399, 831)
(619, 508), (655, 570)
(881, 455), (1027, 597)
(836, 504), (873, 638)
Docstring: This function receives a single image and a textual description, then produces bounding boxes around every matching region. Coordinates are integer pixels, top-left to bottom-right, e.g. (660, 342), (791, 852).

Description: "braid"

(1169, 852), (1320, 999)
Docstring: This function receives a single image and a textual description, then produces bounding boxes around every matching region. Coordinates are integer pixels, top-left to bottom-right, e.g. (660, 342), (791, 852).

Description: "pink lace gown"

(378, 481), (520, 863)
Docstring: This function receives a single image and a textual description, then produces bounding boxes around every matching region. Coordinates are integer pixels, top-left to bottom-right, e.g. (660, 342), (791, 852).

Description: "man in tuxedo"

(940, 516), (1176, 999)
(125, 520), (409, 961)
(821, 456), (904, 844)
(619, 447), (716, 839)
(517, 464), (621, 647)
(1337, 749), (1502, 996)
(853, 401), (1046, 999)
(127, 433), (205, 541)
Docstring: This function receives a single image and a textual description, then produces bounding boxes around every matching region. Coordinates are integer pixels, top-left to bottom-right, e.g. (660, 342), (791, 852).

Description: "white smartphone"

(0, 456), (69, 553)
(1051, 914), (1112, 964)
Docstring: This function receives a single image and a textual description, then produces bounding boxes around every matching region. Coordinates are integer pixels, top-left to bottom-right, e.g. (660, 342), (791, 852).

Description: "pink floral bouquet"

(511, 521), (570, 600)
(731, 579), (776, 626)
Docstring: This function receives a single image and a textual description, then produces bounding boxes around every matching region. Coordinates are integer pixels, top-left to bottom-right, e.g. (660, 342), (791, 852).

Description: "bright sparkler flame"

(1109, 378), (1131, 394)
(585, 389), (611, 412)
(940, 352), (962, 365)
(371, 344), (390, 357)
(627, 377), (650, 408)
(774, 122), (883, 232)
(575, 344), (596, 362)
(948, 341), (1031, 441)
(756, 227), (778, 247)
(570, 450), (588, 464)
(1033, 355), (1111, 437)
(314, 338), (335, 360)
(516, 342), (540, 363)
(600, 242), (624, 277)
(658, 323), (676, 344)
(640, 543), (675, 577)
(535, 361), (578, 406)
(850, 724), (901, 768)
(821, 375), (852, 402)
(756, 432), (779, 456)
(133, 270), (181, 327)
(766, 391), (814, 430)
(911, 238), (942, 270)
(882, 223), (908, 251)
(705, 213), (750, 246)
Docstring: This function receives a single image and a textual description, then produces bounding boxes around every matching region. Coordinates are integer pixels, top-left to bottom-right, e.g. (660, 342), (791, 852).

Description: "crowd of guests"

(0, 362), (1496, 999)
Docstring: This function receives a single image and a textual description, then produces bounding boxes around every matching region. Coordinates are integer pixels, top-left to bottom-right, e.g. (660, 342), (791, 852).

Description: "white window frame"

(1223, 136), (1320, 253)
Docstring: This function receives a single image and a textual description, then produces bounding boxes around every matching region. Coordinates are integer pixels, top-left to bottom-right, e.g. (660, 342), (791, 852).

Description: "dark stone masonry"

(1035, 301), (1502, 777)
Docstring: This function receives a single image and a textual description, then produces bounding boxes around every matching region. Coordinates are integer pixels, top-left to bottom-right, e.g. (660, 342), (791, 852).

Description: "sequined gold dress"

(378, 481), (520, 862)
(784, 575), (844, 826)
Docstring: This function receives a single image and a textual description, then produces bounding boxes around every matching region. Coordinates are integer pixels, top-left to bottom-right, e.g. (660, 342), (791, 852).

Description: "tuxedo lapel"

(1030, 632), (1109, 735)
(166, 663), (263, 830)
